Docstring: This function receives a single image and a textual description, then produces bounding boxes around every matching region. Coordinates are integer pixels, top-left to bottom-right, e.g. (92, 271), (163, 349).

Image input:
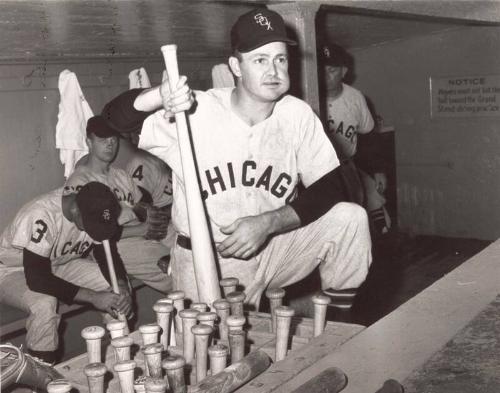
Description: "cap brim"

(90, 129), (121, 139)
(238, 37), (297, 53)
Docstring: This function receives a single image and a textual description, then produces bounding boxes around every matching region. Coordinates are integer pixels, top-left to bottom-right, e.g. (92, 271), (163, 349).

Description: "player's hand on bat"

(91, 291), (127, 318)
(218, 215), (272, 259)
(160, 75), (195, 117)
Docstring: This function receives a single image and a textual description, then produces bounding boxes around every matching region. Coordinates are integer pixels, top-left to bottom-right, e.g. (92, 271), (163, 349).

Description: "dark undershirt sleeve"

(92, 242), (128, 286)
(23, 249), (80, 304)
(101, 88), (153, 133)
(289, 166), (347, 227)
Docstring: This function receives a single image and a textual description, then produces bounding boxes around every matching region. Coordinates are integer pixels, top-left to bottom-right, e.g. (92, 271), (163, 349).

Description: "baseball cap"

(318, 44), (353, 68)
(75, 181), (121, 241)
(231, 8), (297, 53)
(86, 115), (120, 138)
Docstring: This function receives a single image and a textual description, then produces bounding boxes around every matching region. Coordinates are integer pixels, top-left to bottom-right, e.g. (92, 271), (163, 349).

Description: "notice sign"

(430, 74), (500, 117)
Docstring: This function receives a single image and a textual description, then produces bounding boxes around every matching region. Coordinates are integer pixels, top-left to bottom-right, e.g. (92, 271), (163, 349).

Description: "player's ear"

(341, 67), (348, 78)
(228, 56), (242, 78)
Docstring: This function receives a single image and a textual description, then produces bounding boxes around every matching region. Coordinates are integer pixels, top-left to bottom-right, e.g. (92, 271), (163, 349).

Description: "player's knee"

(331, 201), (368, 225)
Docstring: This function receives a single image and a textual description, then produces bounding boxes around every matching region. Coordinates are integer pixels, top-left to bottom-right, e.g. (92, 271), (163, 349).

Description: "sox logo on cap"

(254, 13), (273, 30)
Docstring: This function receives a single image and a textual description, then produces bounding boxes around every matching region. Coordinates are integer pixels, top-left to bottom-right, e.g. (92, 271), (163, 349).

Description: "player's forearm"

(134, 86), (163, 112)
(23, 249), (80, 304)
(73, 287), (100, 305)
(262, 205), (301, 235)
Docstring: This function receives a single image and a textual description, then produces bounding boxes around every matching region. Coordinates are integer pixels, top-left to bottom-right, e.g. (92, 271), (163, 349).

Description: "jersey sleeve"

(295, 105), (340, 187)
(11, 209), (56, 258)
(137, 110), (179, 169)
(357, 94), (375, 134)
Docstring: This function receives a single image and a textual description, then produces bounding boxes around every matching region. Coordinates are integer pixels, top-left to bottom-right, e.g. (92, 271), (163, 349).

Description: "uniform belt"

(177, 235), (192, 250)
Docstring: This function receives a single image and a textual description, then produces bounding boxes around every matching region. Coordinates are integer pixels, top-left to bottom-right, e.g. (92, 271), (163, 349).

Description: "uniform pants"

(117, 237), (173, 293)
(171, 202), (372, 308)
(0, 259), (110, 352)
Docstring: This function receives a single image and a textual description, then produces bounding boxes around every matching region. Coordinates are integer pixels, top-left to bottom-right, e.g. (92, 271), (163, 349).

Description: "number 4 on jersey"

(132, 165), (144, 181)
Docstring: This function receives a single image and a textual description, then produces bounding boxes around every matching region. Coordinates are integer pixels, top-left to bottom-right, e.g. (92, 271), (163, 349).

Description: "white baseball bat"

(102, 239), (128, 326)
(160, 44), (221, 307)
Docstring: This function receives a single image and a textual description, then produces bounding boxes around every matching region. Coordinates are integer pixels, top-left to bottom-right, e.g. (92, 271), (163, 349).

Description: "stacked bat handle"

(55, 278), (333, 393)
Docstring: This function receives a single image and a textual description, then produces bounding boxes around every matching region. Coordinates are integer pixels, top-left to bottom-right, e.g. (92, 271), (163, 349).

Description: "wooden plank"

(277, 239), (500, 393)
(403, 294), (500, 393)
(238, 322), (364, 393)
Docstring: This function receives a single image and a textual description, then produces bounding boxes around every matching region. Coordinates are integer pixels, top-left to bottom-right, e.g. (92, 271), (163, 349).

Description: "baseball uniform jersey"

(0, 188), (94, 273)
(126, 149), (173, 208)
(139, 87), (340, 243)
(326, 83), (374, 160)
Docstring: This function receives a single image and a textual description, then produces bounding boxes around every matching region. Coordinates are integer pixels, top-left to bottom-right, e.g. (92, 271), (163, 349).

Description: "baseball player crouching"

(0, 182), (132, 364)
(102, 8), (372, 315)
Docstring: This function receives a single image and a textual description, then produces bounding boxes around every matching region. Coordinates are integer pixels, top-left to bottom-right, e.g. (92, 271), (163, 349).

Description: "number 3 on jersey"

(31, 219), (48, 243)
(132, 165), (144, 181)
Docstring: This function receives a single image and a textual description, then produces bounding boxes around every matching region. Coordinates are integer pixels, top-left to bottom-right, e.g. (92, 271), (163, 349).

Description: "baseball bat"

(289, 367), (347, 393)
(192, 324), (213, 383)
(46, 379), (72, 393)
(81, 326), (105, 364)
(219, 277), (239, 297)
(83, 363), (107, 393)
(142, 343), (164, 378)
(114, 360), (136, 393)
(226, 291), (245, 317)
(190, 350), (271, 393)
(265, 288), (285, 333)
(275, 306), (295, 361)
(160, 44), (221, 307)
(162, 355), (187, 393)
(312, 294), (331, 337)
(213, 299), (230, 342)
(179, 309), (199, 364)
(102, 239), (128, 327)
(207, 344), (228, 375)
(111, 335), (134, 362)
(153, 300), (174, 351)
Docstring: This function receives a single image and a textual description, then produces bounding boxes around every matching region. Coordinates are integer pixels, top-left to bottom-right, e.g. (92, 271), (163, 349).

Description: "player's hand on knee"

(218, 216), (270, 259)
(161, 75), (195, 117)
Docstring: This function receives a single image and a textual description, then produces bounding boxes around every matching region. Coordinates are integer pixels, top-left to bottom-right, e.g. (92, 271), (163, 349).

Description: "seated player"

(120, 129), (174, 249)
(0, 182), (132, 364)
(64, 115), (172, 293)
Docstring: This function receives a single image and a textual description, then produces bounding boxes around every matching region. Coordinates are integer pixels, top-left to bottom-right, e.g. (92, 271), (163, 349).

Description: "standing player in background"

(318, 43), (374, 206)
(64, 115), (172, 293)
(318, 44), (390, 237)
(0, 182), (132, 364)
(102, 8), (372, 319)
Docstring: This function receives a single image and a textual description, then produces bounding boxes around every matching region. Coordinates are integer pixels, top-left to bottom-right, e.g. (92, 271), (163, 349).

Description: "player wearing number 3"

(103, 8), (372, 309)
(0, 182), (132, 364)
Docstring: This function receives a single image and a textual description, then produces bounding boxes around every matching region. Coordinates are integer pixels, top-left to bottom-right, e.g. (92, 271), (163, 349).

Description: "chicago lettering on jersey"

(327, 119), (356, 142)
(201, 160), (295, 202)
(53, 240), (92, 258)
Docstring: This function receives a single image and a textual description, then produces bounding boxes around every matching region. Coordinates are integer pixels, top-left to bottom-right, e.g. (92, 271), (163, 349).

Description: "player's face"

(235, 41), (290, 103)
(72, 208), (85, 232)
(87, 134), (119, 163)
(325, 65), (346, 92)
